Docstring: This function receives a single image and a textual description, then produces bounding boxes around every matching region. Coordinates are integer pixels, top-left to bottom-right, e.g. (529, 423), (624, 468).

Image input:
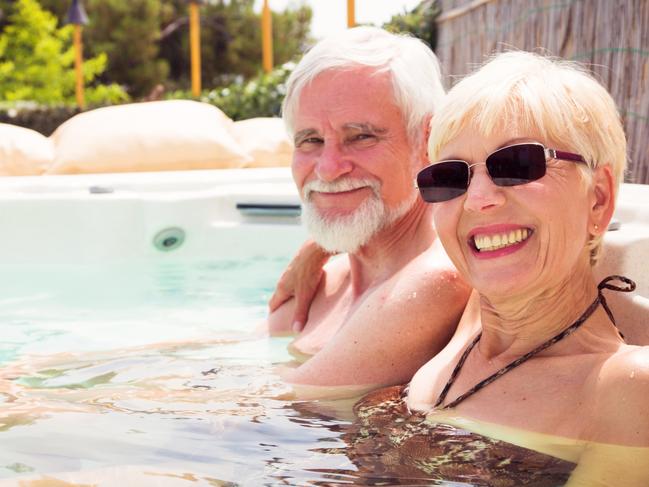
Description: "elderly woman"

(390, 50), (648, 485)
(276, 51), (649, 484)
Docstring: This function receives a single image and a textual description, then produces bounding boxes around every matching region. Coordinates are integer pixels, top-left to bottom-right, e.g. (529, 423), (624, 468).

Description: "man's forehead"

(292, 70), (405, 137)
(297, 68), (395, 109)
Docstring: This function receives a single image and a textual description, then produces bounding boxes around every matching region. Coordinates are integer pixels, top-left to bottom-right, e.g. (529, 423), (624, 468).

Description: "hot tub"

(0, 168), (646, 485)
(0, 167), (307, 264)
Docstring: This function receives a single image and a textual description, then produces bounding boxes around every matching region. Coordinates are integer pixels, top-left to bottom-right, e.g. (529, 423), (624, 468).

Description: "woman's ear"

(589, 165), (616, 236)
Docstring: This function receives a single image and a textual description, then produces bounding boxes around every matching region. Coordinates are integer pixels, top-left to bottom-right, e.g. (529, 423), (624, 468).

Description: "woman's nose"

(314, 143), (353, 182)
(463, 165), (506, 212)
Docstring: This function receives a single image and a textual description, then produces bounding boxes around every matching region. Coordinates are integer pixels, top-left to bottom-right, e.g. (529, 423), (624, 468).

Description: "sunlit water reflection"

(0, 258), (592, 486)
(0, 258), (357, 484)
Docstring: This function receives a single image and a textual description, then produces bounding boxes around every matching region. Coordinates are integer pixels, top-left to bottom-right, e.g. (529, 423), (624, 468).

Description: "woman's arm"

(568, 347), (649, 486)
(268, 239), (331, 333)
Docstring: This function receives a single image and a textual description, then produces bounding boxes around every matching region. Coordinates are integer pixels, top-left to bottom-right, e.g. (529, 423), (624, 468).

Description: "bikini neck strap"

(434, 275), (636, 410)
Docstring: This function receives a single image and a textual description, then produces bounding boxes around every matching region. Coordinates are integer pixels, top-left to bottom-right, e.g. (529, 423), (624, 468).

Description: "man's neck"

(346, 200), (435, 296)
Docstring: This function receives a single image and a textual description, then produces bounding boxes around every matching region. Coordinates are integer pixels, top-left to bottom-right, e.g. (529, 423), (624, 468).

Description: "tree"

(81, 0), (169, 98)
(32, 0), (311, 97)
(383, 0), (440, 51)
(0, 0), (128, 104)
(159, 0), (312, 88)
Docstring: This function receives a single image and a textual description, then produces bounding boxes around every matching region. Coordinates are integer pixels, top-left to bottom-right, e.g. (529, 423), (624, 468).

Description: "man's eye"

(348, 133), (377, 144)
(296, 137), (323, 147)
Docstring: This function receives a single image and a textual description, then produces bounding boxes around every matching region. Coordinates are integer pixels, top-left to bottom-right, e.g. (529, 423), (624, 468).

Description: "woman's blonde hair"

(428, 51), (627, 264)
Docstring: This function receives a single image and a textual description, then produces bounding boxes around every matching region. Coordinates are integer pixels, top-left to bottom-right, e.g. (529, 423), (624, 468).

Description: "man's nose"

(463, 165), (506, 213)
(314, 143), (353, 182)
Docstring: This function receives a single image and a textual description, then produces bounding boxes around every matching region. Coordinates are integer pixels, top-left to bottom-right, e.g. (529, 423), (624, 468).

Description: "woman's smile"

(468, 224), (534, 259)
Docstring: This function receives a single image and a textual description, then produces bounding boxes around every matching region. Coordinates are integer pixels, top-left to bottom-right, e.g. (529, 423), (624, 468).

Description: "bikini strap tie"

(432, 275), (637, 410)
(597, 275), (635, 339)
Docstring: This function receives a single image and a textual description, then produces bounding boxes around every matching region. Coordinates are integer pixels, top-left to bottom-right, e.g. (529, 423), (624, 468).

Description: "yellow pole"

(347, 0), (355, 28)
(189, 1), (202, 96)
(262, 0), (273, 73)
(73, 24), (85, 109)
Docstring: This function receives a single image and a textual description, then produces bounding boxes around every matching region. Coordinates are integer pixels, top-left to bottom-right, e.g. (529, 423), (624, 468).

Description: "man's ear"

(589, 165), (616, 236)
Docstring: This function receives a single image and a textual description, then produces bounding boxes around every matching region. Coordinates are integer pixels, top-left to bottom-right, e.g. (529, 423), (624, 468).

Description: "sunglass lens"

(417, 161), (469, 203)
(487, 144), (546, 186)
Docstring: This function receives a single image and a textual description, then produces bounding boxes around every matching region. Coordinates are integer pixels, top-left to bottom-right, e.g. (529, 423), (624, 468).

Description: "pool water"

(0, 258), (291, 365)
(0, 258), (359, 484)
(0, 258), (576, 486)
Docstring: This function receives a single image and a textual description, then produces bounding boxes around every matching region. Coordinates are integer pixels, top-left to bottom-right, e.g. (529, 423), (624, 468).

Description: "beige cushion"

(232, 117), (293, 168)
(47, 100), (251, 174)
(0, 123), (53, 176)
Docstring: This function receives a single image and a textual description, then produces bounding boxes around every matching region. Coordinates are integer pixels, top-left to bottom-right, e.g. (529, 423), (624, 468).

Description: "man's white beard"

(300, 178), (416, 254)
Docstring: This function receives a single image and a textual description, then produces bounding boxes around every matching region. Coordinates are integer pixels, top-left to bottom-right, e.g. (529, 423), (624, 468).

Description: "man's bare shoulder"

(283, 240), (472, 388)
(390, 239), (470, 303)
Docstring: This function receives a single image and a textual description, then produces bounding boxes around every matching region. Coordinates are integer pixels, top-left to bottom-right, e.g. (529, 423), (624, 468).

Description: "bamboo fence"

(434, 0), (649, 184)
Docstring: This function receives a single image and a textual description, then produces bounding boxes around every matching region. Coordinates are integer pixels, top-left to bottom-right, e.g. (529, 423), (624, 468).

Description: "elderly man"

(265, 27), (470, 391)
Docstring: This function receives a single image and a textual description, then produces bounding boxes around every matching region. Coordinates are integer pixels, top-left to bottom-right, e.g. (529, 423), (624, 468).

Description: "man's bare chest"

(288, 282), (392, 358)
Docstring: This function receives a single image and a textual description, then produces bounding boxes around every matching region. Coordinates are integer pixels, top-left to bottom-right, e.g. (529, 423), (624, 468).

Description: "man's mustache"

(302, 178), (381, 200)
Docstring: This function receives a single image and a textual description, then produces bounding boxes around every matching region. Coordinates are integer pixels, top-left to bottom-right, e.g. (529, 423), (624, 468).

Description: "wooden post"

(189, 1), (202, 96)
(347, 0), (355, 28)
(67, 0), (88, 108)
(73, 24), (85, 109)
(262, 0), (274, 73)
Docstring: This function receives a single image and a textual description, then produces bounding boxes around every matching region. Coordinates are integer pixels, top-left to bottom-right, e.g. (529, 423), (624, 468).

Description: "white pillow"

(47, 100), (252, 174)
(232, 117), (293, 168)
(0, 123), (53, 176)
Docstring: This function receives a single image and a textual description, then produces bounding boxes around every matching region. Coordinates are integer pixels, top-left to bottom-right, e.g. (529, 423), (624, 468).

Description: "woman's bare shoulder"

(591, 345), (649, 445)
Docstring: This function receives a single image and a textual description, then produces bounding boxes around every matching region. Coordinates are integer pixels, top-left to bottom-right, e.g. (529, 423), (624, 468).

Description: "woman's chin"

(468, 266), (538, 301)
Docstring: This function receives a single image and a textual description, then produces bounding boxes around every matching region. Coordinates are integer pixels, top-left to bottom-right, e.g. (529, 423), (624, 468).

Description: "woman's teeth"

(474, 228), (530, 252)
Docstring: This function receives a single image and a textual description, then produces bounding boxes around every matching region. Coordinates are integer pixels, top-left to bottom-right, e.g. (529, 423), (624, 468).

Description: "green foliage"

(159, 0), (312, 90)
(383, 0), (441, 50)
(82, 0), (169, 97)
(166, 61), (294, 121)
(272, 3), (313, 67)
(29, 0), (311, 98)
(0, 0), (128, 105)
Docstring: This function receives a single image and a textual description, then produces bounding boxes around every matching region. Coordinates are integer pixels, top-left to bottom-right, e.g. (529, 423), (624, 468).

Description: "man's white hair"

(282, 26), (445, 144)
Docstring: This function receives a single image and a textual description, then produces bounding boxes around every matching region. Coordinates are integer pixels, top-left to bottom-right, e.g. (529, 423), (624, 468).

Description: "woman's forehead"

(436, 123), (546, 160)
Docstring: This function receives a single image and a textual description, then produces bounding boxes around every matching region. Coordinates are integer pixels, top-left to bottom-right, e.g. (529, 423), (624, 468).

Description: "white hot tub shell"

(0, 168), (646, 343)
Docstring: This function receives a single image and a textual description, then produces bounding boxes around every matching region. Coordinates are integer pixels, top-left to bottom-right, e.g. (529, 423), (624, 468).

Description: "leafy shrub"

(166, 62), (293, 120)
(383, 0), (441, 51)
(0, 0), (129, 105)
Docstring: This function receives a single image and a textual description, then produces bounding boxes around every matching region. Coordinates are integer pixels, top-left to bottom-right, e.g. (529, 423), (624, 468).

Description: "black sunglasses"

(415, 142), (587, 203)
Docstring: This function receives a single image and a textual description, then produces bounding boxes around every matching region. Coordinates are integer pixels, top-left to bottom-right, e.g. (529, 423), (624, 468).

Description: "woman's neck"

(477, 264), (599, 360)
